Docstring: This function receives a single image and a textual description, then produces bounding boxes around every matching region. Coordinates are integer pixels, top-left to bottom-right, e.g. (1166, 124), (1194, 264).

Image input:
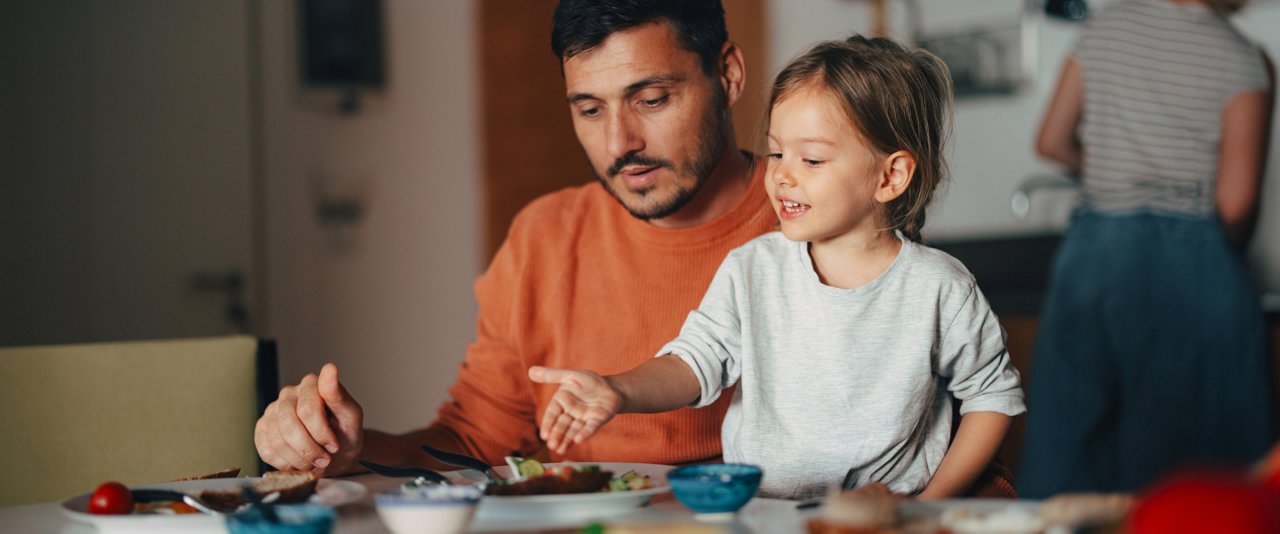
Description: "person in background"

(529, 35), (1026, 500)
(1019, 0), (1275, 498)
(253, 0), (777, 474)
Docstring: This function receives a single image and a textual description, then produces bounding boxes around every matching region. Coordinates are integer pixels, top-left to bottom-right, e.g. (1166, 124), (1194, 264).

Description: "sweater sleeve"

(936, 284), (1027, 416)
(426, 209), (542, 464)
(656, 253), (745, 408)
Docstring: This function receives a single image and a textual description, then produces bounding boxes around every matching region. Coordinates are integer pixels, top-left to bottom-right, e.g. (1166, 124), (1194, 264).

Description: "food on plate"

(607, 469), (656, 492)
(805, 486), (898, 534)
(1040, 492), (1133, 529)
(258, 470), (322, 502)
(198, 470), (319, 511)
(87, 481), (201, 516)
(174, 466), (242, 481)
(88, 482), (134, 515)
(83, 472), (320, 516)
(511, 456), (545, 479)
(133, 500), (201, 515)
(487, 467), (612, 497)
(485, 458), (655, 496)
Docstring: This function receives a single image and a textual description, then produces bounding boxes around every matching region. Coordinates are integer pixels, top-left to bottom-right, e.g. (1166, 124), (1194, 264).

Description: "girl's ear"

(874, 150), (916, 203)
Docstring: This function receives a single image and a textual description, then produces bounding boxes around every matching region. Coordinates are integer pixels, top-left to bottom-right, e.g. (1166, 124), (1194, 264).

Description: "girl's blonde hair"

(766, 35), (953, 242)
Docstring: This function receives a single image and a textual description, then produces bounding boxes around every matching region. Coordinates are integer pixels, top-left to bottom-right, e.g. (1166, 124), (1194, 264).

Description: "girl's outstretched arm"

(529, 355), (701, 455)
(917, 411), (1012, 500)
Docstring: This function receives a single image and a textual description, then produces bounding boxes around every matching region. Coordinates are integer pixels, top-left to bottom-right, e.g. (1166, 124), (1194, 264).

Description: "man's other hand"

(255, 363), (364, 475)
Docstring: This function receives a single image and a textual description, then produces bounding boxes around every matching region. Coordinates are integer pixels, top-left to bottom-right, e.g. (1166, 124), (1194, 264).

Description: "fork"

(420, 444), (502, 483)
(357, 459), (450, 483)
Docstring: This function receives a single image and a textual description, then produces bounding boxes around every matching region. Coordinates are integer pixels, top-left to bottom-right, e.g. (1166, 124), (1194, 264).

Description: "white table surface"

(0, 473), (821, 533)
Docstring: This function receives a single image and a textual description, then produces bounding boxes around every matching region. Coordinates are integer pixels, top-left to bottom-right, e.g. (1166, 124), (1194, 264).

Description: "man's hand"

(528, 366), (622, 455)
(255, 363), (364, 475)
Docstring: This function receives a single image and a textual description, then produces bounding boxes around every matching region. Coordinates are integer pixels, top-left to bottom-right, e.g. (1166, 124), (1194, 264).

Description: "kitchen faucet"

(1011, 174), (1079, 220)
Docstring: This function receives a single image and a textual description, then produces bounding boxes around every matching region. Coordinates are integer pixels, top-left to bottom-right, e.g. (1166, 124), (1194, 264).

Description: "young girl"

(529, 35), (1025, 499)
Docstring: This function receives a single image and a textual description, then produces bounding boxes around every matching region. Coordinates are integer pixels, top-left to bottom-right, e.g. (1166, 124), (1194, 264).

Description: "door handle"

(189, 269), (250, 332)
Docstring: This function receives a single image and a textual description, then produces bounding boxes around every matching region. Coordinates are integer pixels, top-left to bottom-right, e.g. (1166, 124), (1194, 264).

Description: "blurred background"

(2, 0), (1278, 466)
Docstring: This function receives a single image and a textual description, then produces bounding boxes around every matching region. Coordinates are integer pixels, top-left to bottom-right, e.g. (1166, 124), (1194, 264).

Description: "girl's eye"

(766, 152), (782, 160)
(803, 159), (824, 167)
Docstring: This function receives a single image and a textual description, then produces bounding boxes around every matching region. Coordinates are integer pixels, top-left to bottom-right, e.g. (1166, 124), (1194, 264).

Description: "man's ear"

(719, 41), (746, 108)
(874, 150), (916, 203)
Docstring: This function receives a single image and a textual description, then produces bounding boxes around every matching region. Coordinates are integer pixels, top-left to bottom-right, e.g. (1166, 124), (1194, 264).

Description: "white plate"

(897, 498), (1042, 518)
(897, 499), (1045, 534)
(444, 462), (671, 523)
(60, 477), (366, 533)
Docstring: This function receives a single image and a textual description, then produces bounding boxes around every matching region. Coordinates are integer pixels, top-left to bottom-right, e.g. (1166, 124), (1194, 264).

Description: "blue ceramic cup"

(666, 464), (763, 515)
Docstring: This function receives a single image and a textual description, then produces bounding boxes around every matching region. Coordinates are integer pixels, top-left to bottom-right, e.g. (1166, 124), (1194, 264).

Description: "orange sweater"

(429, 162), (775, 465)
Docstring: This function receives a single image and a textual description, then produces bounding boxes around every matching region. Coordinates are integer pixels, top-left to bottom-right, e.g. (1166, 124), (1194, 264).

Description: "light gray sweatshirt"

(659, 232), (1026, 499)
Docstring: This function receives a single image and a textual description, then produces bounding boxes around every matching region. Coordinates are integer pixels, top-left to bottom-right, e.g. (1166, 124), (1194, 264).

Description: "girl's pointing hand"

(529, 365), (622, 455)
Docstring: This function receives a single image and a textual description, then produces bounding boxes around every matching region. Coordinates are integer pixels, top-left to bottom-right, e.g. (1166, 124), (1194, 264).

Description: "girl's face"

(765, 84), (885, 245)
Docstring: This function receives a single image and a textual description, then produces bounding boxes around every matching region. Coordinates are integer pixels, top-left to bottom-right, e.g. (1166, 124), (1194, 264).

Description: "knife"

(796, 468), (860, 509)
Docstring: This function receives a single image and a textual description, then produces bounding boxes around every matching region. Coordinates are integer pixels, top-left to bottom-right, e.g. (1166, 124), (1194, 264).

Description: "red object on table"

(1127, 471), (1280, 534)
(87, 482), (133, 515)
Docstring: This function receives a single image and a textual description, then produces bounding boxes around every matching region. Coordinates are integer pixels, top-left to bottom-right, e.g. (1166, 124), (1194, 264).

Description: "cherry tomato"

(88, 481), (133, 515)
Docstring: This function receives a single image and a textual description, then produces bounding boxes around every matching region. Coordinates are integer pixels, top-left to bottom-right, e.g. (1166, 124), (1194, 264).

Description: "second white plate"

(445, 462), (671, 522)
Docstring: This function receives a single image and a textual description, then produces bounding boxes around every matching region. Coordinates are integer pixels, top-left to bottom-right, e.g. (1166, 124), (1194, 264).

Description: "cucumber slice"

(515, 458), (544, 478)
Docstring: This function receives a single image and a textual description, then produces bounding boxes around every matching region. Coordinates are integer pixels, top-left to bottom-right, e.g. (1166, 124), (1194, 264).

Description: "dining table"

(0, 472), (829, 533)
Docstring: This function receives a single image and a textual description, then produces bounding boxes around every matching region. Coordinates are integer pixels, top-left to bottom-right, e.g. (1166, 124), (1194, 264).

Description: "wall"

(0, 2), (93, 344)
(766, 0), (1280, 295)
(0, 1), (255, 346)
(258, 1), (482, 432)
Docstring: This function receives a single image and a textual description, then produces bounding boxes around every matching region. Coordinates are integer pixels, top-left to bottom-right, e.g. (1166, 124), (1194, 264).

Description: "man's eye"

(640, 96), (668, 108)
(578, 107), (601, 118)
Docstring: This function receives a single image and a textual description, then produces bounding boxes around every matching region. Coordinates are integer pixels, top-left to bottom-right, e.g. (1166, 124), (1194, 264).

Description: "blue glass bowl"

(225, 504), (336, 534)
(666, 464), (763, 515)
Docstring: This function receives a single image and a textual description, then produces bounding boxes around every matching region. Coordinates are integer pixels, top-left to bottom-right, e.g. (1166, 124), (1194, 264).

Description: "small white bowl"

(374, 484), (484, 534)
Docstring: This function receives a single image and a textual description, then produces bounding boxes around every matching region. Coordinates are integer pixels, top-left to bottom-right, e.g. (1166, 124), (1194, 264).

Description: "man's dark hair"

(551, 0), (728, 75)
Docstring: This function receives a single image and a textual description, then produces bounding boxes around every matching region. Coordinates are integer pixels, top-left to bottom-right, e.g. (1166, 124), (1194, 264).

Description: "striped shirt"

(1075, 0), (1269, 216)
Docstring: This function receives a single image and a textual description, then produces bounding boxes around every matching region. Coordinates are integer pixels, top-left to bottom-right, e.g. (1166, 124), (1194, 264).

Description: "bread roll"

(197, 470), (319, 511)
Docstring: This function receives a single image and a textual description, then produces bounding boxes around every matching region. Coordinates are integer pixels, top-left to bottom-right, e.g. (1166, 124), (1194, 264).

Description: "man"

(254, 0), (776, 475)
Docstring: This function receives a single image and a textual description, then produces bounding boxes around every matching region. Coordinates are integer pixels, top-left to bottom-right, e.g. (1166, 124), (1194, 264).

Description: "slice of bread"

(258, 471), (320, 503)
(174, 466), (241, 481)
(197, 470), (319, 511)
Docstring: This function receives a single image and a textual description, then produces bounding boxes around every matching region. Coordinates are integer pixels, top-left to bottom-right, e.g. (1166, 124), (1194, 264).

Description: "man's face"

(562, 21), (729, 221)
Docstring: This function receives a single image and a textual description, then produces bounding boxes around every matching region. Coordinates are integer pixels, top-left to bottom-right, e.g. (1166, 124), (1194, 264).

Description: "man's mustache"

(607, 153), (673, 177)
